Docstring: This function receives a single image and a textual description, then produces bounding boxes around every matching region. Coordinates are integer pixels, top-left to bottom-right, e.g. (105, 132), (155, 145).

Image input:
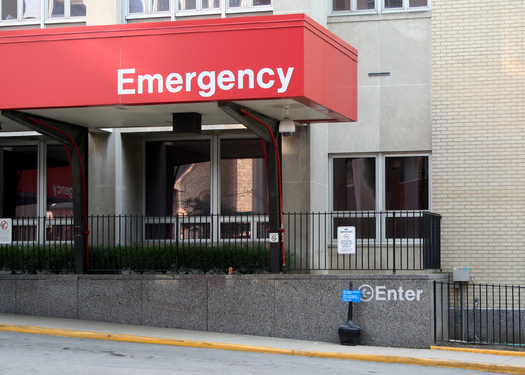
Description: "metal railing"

(434, 281), (525, 347)
(285, 211), (441, 272)
(0, 211), (440, 274)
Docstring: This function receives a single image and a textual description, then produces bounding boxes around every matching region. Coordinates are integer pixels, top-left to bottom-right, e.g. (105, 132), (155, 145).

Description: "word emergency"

(118, 67), (295, 98)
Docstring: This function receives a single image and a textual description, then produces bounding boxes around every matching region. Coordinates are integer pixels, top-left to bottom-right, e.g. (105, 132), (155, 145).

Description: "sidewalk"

(1, 313), (525, 374)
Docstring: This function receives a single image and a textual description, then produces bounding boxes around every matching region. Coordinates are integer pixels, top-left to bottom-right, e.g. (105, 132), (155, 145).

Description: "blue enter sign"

(342, 290), (361, 302)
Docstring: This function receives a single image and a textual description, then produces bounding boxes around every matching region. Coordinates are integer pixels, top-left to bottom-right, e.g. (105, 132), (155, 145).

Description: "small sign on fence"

(0, 218), (12, 244)
(337, 226), (355, 254)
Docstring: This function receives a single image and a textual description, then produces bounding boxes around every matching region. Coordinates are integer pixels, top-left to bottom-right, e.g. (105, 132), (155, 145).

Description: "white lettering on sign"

(117, 67), (295, 98)
(358, 284), (423, 302)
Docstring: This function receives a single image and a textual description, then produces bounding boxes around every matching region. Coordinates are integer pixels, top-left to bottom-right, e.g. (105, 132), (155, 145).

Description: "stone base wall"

(0, 273), (448, 348)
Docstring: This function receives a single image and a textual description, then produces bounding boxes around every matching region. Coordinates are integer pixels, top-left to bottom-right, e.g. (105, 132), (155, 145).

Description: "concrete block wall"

(431, 1), (525, 285)
(0, 273), (447, 349)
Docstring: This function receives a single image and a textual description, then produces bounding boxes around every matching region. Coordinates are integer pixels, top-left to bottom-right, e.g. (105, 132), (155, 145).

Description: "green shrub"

(0, 243), (283, 274)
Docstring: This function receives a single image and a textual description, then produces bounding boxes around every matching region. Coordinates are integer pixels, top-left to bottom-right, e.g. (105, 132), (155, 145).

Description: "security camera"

(279, 108), (296, 137)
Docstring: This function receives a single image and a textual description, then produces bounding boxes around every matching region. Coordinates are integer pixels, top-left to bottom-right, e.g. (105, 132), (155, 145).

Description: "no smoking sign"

(0, 218), (12, 244)
(337, 226), (355, 254)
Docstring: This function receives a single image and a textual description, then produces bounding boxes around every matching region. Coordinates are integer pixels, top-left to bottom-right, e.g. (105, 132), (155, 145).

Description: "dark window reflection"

(385, 156), (428, 210)
(46, 145), (73, 217)
(146, 140), (211, 216)
(220, 139), (267, 215)
(0, 146), (38, 217)
(333, 157), (376, 211)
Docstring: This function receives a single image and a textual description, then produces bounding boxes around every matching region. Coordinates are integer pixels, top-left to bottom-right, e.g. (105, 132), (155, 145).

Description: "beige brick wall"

(432, 1), (525, 285)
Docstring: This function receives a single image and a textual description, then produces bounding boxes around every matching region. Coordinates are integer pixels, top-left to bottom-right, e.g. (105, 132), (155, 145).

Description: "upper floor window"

(1, 0), (86, 26)
(127, 0), (271, 20)
(49, 0), (86, 18)
(331, 0), (429, 14)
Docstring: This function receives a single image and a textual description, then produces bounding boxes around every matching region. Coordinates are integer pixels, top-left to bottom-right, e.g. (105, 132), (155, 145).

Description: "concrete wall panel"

(0, 274), (448, 348)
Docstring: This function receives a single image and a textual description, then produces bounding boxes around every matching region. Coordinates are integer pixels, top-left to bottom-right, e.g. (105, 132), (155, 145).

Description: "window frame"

(330, 152), (432, 213)
(0, 0), (86, 28)
(142, 133), (269, 243)
(330, 0), (430, 15)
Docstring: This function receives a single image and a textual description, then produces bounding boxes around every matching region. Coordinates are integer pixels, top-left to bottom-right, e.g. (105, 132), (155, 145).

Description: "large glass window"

(0, 143), (74, 218)
(145, 137), (268, 240)
(333, 157), (376, 211)
(384, 156), (428, 210)
(220, 139), (267, 215)
(146, 140), (211, 216)
(0, 145), (38, 217)
(333, 155), (428, 212)
(332, 154), (429, 239)
(145, 138), (268, 216)
(331, 0), (428, 14)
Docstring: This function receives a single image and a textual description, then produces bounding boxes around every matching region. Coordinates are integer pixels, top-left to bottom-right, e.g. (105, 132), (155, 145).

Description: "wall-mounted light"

(278, 106), (295, 137)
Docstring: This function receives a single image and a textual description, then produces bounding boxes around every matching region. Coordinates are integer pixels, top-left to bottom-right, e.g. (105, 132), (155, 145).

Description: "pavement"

(2, 314), (525, 374)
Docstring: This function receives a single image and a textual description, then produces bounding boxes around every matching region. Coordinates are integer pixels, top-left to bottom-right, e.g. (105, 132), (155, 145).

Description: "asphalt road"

(0, 331), (497, 375)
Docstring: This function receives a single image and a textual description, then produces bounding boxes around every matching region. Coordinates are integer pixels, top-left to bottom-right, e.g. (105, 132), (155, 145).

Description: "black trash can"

(338, 319), (361, 346)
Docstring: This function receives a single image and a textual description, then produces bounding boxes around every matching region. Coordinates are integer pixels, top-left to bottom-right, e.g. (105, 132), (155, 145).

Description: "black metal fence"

(434, 281), (525, 347)
(0, 211), (440, 274)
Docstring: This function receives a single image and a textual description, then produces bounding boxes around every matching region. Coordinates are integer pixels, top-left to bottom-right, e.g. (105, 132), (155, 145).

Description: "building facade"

(2, 0), (522, 285)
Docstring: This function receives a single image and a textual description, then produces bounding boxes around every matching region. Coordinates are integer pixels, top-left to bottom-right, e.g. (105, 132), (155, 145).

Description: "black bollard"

(338, 281), (361, 345)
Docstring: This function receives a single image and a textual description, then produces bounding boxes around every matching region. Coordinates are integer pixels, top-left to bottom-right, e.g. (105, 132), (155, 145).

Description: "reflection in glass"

(46, 145), (73, 217)
(228, 0), (247, 7)
(202, 0), (219, 9)
(357, 0), (375, 10)
(385, 156), (428, 210)
(384, 0), (402, 8)
(48, 0), (85, 18)
(1, 0), (18, 20)
(220, 139), (267, 215)
(409, 0), (427, 7)
(152, 0), (169, 12)
(48, 0), (64, 17)
(179, 0), (196, 10)
(129, 0), (146, 13)
(146, 140), (211, 216)
(253, 0), (270, 5)
(332, 0), (350, 11)
(333, 158), (376, 211)
(71, 0), (86, 16)
(0, 146), (38, 217)
(24, 0), (40, 19)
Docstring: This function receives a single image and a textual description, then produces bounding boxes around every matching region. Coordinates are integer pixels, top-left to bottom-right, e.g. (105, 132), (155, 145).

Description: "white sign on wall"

(269, 233), (279, 243)
(337, 226), (355, 254)
(0, 219), (12, 244)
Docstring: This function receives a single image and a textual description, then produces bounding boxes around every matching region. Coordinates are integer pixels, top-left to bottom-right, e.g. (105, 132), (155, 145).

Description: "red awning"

(0, 14), (357, 127)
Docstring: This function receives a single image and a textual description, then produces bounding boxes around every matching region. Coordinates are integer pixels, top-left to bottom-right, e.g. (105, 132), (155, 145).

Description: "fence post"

(392, 211), (396, 274)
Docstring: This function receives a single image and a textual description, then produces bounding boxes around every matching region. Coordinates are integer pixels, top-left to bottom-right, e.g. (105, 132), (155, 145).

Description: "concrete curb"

(2, 323), (525, 374)
(431, 346), (525, 357)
